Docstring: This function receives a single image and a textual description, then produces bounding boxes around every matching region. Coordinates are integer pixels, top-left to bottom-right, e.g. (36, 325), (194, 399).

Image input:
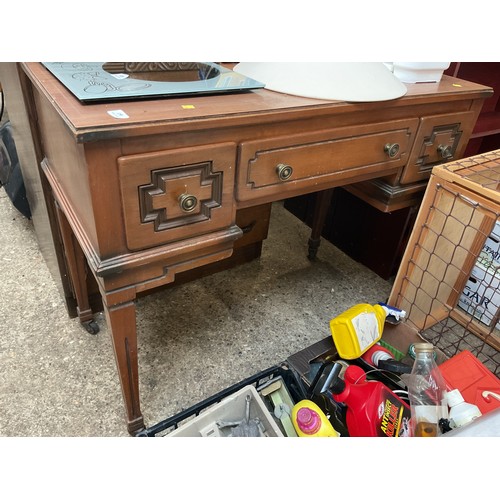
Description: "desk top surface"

(21, 62), (493, 142)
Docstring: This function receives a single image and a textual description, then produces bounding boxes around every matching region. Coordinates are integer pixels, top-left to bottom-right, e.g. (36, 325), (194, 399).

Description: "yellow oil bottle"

(291, 400), (340, 437)
(330, 303), (392, 360)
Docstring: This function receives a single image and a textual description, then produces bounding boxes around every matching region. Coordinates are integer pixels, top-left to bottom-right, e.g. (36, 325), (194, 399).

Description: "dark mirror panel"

(102, 62), (220, 83)
(42, 62), (264, 103)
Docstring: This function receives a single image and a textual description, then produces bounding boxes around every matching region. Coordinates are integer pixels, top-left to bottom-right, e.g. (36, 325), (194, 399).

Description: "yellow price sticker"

(182, 105), (195, 109)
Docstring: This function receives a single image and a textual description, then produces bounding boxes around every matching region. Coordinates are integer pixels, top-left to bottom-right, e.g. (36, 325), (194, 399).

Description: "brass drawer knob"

(384, 143), (400, 158)
(178, 193), (198, 212)
(276, 163), (293, 181)
(437, 144), (453, 159)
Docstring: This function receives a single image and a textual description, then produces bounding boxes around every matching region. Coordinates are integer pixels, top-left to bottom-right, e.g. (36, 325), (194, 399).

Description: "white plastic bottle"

(447, 389), (482, 429)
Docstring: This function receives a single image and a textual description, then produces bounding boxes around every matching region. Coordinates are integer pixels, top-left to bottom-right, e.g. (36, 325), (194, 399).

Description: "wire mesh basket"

(389, 150), (500, 376)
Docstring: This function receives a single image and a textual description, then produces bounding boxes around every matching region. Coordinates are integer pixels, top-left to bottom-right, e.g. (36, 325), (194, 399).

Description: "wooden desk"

(19, 62), (492, 434)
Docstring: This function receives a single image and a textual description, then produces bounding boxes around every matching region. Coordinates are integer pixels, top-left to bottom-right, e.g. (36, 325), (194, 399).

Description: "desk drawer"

(400, 111), (477, 184)
(236, 119), (418, 203)
(118, 143), (237, 251)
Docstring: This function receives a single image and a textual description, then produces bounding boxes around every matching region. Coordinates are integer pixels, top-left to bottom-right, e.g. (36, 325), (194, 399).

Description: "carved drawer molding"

(401, 111), (477, 184)
(118, 142), (237, 251)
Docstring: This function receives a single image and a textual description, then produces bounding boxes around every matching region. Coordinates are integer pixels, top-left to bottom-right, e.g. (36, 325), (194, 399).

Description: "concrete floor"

(0, 188), (394, 437)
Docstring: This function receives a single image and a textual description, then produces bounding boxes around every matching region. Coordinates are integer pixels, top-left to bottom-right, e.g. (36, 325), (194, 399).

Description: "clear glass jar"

(407, 343), (449, 436)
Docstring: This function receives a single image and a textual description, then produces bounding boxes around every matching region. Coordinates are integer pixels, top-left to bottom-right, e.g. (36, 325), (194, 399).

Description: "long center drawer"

(236, 118), (419, 203)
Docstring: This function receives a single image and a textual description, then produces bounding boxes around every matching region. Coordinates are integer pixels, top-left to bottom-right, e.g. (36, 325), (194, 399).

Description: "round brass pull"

(276, 163), (293, 181)
(437, 144), (453, 159)
(384, 143), (400, 158)
(178, 193), (198, 212)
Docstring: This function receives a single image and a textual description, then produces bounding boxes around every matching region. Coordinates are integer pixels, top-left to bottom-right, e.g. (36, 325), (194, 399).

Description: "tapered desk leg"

(308, 188), (334, 260)
(54, 201), (99, 334)
(102, 296), (144, 435)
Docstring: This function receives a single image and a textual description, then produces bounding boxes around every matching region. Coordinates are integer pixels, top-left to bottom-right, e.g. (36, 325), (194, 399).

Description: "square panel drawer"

(400, 111), (477, 184)
(236, 119), (418, 203)
(118, 142), (237, 251)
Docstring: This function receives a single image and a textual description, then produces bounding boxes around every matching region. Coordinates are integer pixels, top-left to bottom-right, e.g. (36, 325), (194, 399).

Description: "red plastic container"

(439, 350), (500, 415)
(331, 364), (411, 437)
